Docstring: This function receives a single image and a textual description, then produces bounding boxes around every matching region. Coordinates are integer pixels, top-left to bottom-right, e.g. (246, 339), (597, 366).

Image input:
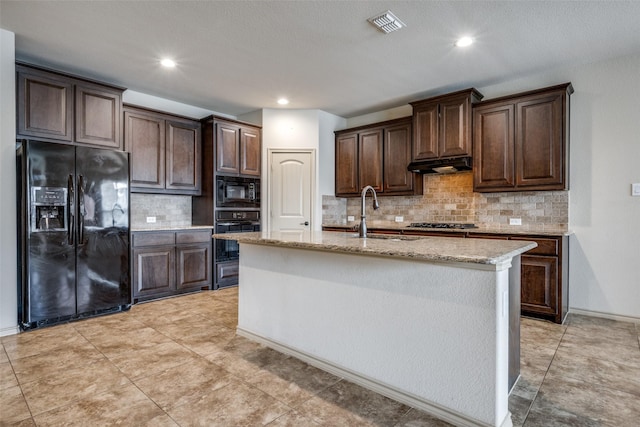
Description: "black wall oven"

(214, 210), (260, 289)
(217, 176), (260, 209)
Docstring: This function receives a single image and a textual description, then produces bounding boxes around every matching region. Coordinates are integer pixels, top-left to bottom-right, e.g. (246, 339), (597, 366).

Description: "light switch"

(632, 183), (640, 196)
(146, 216), (156, 223)
(395, 216), (404, 223)
(347, 215), (355, 222)
(509, 218), (522, 226)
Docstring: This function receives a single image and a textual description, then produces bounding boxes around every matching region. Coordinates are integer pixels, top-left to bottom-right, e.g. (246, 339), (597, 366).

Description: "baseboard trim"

(237, 327), (512, 427)
(569, 308), (640, 324)
(0, 324), (20, 337)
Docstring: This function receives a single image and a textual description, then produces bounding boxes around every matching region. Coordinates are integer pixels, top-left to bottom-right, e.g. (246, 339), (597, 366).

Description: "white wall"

(260, 109), (345, 231)
(318, 111), (346, 196)
(122, 90), (224, 120)
(345, 52), (640, 320)
(0, 29), (18, 336)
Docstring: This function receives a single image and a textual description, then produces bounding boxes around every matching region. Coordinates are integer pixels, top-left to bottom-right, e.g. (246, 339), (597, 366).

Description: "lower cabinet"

(467, 233), (568, 324)
(132, 229), (212, 303)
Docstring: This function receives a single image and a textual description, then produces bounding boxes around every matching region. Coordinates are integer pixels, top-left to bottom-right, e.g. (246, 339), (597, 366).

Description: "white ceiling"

(2, 1), (640, 118)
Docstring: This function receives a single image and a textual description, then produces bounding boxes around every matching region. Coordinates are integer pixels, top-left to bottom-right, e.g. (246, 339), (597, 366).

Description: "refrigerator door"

(75, 146), (130, 314)
(23, 141), (77, 323)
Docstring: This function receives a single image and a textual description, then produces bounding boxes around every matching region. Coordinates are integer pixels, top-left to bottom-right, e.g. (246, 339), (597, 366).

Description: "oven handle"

(217, 222), (261, 226)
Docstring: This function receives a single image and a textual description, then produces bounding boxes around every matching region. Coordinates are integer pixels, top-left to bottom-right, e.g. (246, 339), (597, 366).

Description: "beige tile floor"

(1, 287), (639, 426)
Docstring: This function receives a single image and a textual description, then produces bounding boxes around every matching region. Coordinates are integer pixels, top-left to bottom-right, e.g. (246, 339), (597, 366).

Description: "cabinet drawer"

(132, 231), (175, 247)
(176, 230), (212, 244)
(511, 237), (558, 256)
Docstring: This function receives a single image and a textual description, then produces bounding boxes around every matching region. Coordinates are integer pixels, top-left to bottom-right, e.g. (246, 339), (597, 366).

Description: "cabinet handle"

(300, 221), (309, 226)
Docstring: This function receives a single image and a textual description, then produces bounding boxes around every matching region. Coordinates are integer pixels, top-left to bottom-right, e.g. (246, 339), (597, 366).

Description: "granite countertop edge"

(215, 231), (537, 266)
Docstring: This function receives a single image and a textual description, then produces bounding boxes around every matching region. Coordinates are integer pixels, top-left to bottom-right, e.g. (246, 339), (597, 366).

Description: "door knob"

(300, 221), (309, 226)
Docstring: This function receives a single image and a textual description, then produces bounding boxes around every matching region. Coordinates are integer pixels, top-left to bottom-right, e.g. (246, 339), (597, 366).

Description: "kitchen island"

(214, 231), (536, 427)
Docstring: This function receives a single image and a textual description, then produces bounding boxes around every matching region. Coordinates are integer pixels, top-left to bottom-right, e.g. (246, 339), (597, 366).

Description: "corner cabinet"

(410, 88), (483, 161)
(335, 117), (421, 197)
(16, 63), (124, 149)
(131, 229), (212, 303)
(124, 105), (202, 195)
(212, 118), (261, 177)
(473, 83), (573, 192)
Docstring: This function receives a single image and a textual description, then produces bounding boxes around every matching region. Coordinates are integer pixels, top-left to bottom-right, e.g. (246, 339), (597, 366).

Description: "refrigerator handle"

(67, 174), (75, 245)
(78, 174), (85, 245)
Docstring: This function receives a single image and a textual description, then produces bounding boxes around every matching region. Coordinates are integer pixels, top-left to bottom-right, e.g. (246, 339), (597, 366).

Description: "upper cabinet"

(335, 117), (421, 197)
(16, 63), (123, 149)
(410, 88), (483, 161)
(473, 83), (573, 192)
(214, 118), (261, 177)
(124, 105), (201, 195)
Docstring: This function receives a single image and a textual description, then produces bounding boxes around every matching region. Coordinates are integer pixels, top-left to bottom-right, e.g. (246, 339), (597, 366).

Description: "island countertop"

(214, 230), (537, 266)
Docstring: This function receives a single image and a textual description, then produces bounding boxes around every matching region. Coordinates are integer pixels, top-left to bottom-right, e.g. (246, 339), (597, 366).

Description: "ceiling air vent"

(368, 10), (406, 34)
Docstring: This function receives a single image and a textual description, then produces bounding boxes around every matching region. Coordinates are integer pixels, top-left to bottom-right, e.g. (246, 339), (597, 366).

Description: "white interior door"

(269, 150), (314, 232)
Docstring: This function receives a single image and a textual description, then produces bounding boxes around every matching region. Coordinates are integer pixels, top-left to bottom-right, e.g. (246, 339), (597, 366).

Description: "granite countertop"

(322, 222), (572, 237)
(131, 225), (213, 232)
(214, 230), (537, 266)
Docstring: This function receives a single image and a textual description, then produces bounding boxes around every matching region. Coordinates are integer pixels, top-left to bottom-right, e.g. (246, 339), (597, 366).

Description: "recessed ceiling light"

(455, 37), (474, 47)
(160, 58), (176, 68)
(277, 98), (290, 105)
(368, 10), (405, 34)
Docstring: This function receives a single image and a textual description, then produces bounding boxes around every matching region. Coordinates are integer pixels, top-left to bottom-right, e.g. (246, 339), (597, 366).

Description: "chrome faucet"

(359, 185), (380, 238)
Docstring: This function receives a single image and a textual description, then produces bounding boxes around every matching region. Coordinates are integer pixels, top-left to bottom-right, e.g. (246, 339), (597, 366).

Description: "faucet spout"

(359, 185), (379, 238)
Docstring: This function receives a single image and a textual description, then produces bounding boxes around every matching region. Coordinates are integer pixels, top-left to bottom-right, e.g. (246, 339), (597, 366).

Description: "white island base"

(236, 242), (521, 427)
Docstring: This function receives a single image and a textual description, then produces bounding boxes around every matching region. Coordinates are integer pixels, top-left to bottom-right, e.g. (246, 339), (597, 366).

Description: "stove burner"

(408, 223), (477, 229)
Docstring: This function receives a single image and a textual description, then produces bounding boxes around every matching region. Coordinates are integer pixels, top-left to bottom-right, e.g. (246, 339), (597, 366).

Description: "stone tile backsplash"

(324, 171), (568, 230)
(130, 194), (194, 229)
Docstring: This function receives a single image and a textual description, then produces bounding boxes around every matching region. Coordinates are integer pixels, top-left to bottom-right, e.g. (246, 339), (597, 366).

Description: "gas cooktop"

(408, 223), (478, 229)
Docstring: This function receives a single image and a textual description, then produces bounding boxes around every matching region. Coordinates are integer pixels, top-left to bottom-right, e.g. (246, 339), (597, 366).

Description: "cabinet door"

(358, 128), (383, 192)
(166, 119), (201, 194)
(125, 110), (165, 190)
(132, 246), (176, 299)
(216, 122), (240, 174)
(240, 127), (261, 176)
(17, 66), (73, 141)
(520, 255), (558, 317)
(412, 102), (439, 160)
(75, 83), (122, 149)
(439, 95), (472, 158)
(473, 103), (515, 191)
(516, 92), (564, 188)
(177, 244), (211, 290)
(335, 132), (359, 195)
(383, 122), (414, 193)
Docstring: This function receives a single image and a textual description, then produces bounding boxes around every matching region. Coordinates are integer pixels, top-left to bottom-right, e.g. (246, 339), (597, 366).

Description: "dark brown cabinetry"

(473, 83), (573, 192)
(17, 63), (124, 149)
(213, 118), (261, 176)
(335, 117), (421, 197)
(410, 89), (483, 161)
(124, 106), (201, 195)
(131, 229), (212, 303)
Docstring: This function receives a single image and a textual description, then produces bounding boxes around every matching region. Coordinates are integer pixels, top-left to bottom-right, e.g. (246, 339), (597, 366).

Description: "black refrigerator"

(17, 140), (131, 330)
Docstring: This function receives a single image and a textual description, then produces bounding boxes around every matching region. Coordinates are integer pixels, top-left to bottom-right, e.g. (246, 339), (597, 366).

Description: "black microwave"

(216, 176), (260, 208)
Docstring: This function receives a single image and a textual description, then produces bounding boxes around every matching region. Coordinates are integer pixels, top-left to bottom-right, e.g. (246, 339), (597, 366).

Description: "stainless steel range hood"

(407, 156), (472, 174)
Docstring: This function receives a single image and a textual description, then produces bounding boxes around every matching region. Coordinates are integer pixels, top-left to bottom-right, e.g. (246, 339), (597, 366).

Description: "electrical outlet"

(395, 216), (404, 223)
(347, 215), (355, 222)
(509, 218), (522, 226)
(146, 216), (156, 223)
(632, 183), (640, 196)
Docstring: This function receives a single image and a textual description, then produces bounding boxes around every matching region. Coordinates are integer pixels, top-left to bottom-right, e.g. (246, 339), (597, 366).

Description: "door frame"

(266, 148), (316, 232)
